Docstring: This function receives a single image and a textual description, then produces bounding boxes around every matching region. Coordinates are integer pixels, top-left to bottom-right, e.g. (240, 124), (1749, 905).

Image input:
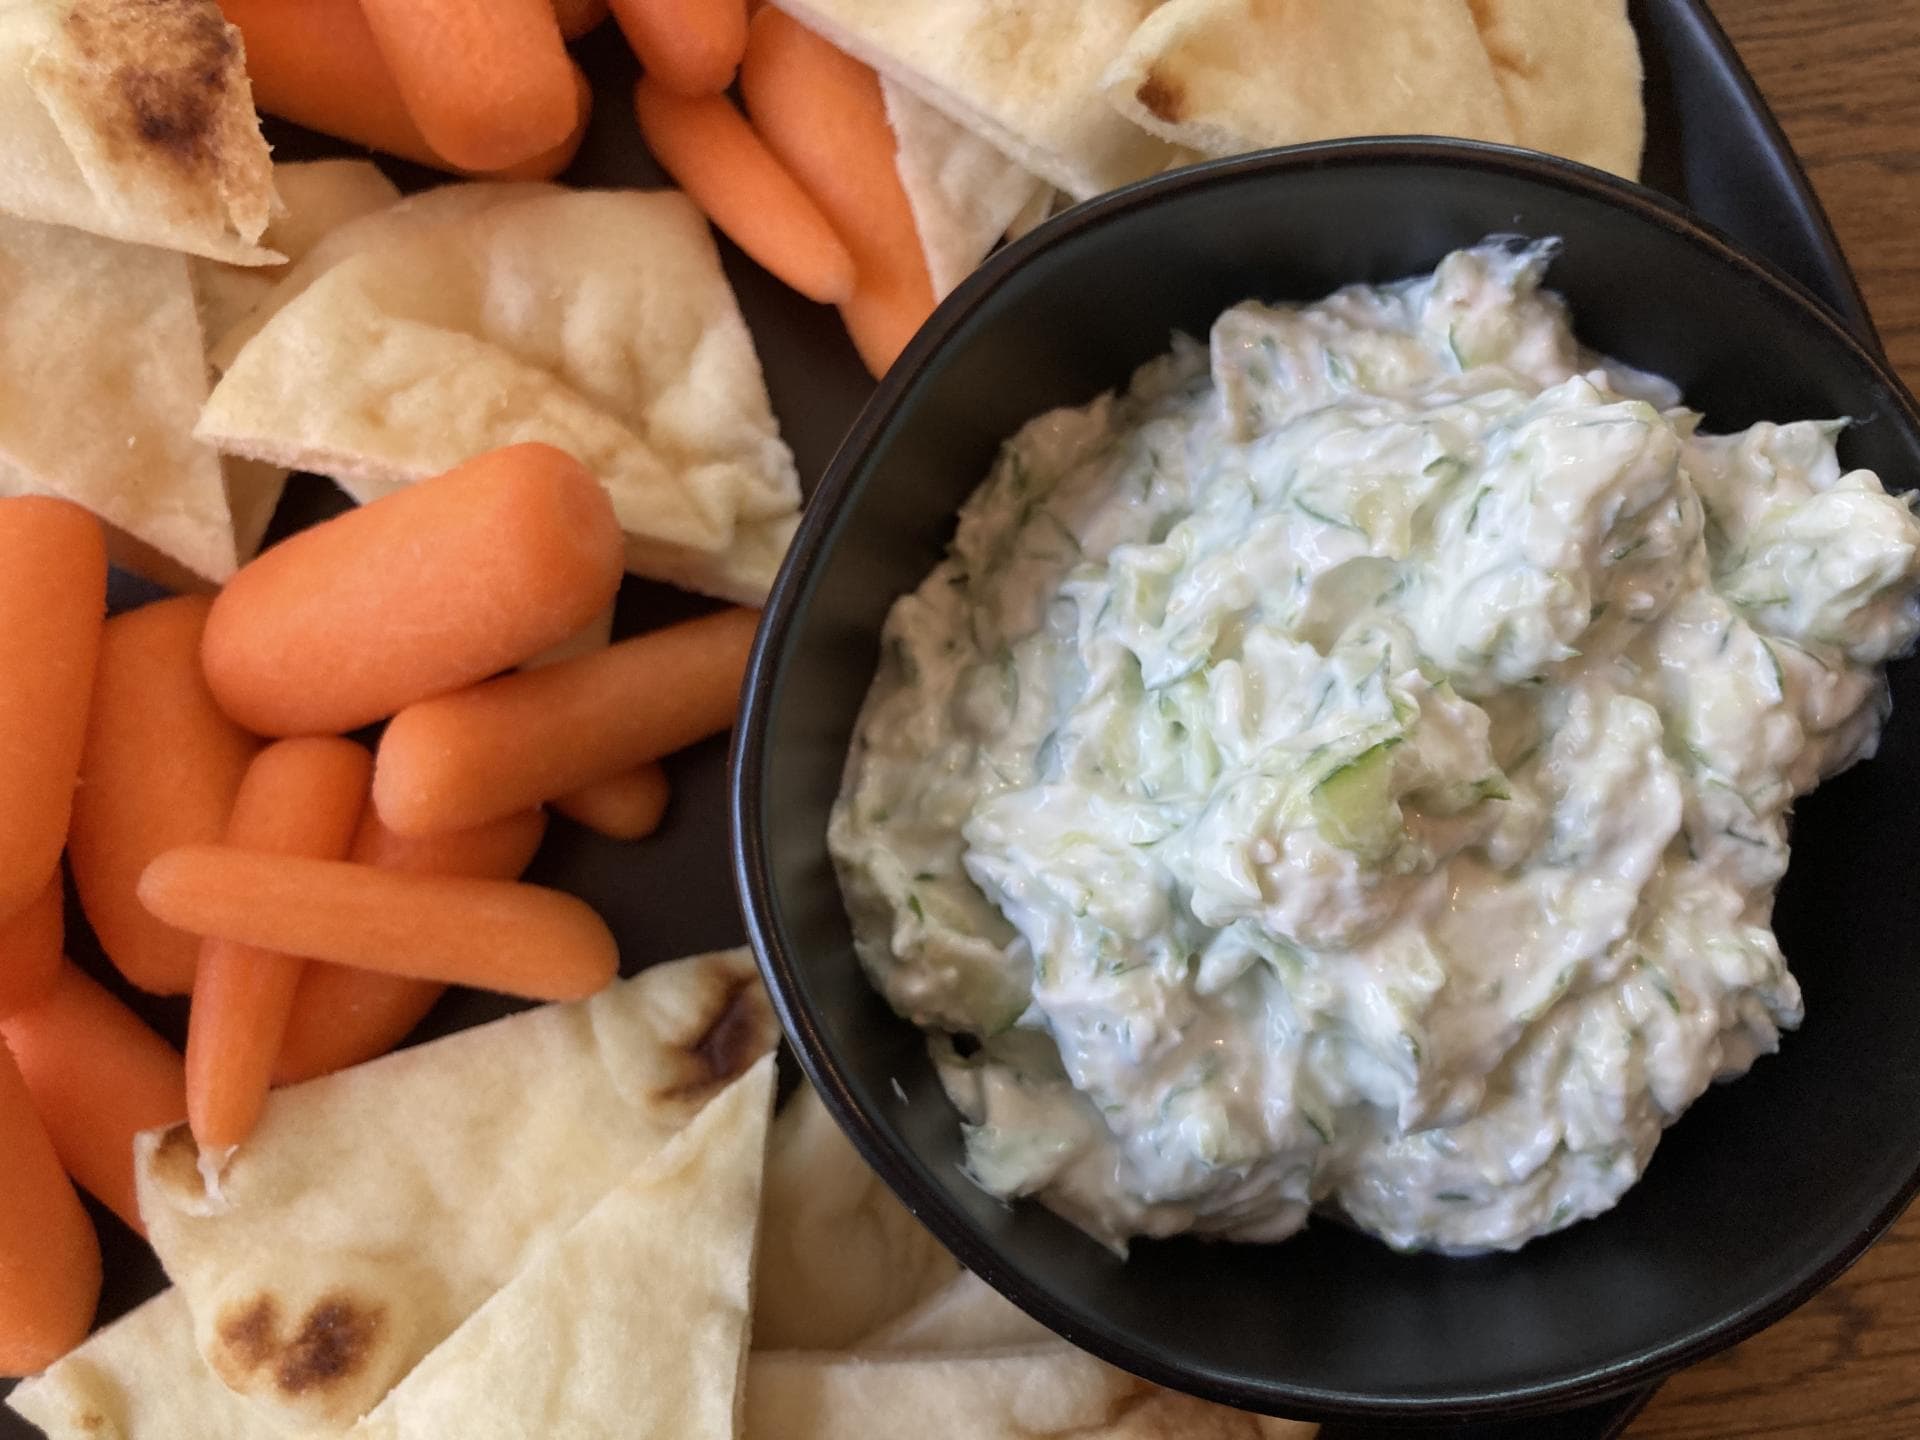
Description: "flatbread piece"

(771, 0), (1172, 200)
(197, 188), (802, 604)
(1467, 0), (1644, 178)
(135, 949), (778, 1433)
(1102, 0), (1516, 157)
(354, 1057), (776, 1440)
(0, 210), (236, 582)
(0, 0), (277, 263)
(882, 78), (1043, 299)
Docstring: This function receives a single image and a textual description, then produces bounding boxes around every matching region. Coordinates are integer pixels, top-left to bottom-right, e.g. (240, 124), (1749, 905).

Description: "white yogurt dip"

(829, 241), (1920, 1252)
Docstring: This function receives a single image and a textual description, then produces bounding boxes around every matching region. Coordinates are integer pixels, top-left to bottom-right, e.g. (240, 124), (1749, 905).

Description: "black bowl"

(730, 139), (1920, 1423)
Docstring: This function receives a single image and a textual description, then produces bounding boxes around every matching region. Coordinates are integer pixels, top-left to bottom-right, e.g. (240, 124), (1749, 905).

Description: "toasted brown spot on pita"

(59, 0), (243, 177)
(658, 975), (776, 1103)
(77, 1413), (106, 1433)
(1137, 69), (1185, 125)
(213, 1291), (387, 1397)
(148, 1122), (205, 1194)
(277, 1295), (385, 1395)
(216, 1295), (281, 1371)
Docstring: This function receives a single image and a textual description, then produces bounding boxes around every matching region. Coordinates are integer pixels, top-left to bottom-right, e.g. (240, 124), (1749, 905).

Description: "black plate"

(0, 3), (1879, 1437)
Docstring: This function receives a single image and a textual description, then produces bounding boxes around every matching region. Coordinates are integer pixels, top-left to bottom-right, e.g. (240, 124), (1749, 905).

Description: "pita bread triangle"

(0, 209), (238, 583)
(0, 0), (279, 265)
(135, 949), (778, 1434)
(1101, 0), (1516, 158)
(768, 0), (1173, 201)
(881, 78), (1043, 300)
(6, 1289), (273, 1440)
(354, 1056), (776, 1440)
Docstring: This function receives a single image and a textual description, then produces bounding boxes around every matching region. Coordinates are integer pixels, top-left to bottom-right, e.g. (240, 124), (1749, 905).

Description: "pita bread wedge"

(745, 1348), (1143, 1440)
(193, 159), (404, 348)
(135, 949), (779, 1434)
(206, 181), (556, 370)
(0, 210), (239, 583)
(881, 78), (1043, 299)
(223, 456), (286, 558)
(257, 160), (403, 269)
(1004, 184), (1068, 243)
(91, 456), (284, 596)
(354, 1056), (776, 1440)
(753, 1083), (956, 1351)
(1097, 1392), (1317, 1440)
(1102, 0), (1515, 158)
(770, 0), (1172, 201)
(198, 189), (802, 604)
(0, 0), (277, 264)
(1468, 0), (1644, 178)
(859, 1270), (1051, 1353)
(5, 1289), (276, 1440)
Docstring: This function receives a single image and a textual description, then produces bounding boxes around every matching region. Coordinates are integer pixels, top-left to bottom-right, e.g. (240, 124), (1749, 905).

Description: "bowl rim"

(730, 135), (1920, 1421)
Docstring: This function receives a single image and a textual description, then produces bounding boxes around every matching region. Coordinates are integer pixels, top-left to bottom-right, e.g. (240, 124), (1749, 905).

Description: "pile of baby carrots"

(219, 0), (935, 376)
(0, 444), (757, 1377)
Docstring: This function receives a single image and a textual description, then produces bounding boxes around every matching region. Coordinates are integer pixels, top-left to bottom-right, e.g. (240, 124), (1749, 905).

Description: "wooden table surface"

(1628, 2), (1920, 1435)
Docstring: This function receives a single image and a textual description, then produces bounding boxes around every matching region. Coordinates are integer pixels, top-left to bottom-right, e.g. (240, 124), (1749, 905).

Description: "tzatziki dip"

(828, 241), (1920, 1254)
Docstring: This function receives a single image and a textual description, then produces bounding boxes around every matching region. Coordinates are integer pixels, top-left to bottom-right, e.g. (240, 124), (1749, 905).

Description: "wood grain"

(1631, 2), (1920, 1436)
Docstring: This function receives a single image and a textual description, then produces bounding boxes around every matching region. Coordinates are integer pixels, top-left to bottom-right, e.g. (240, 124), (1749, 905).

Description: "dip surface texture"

(829, 243), (1920, 1253)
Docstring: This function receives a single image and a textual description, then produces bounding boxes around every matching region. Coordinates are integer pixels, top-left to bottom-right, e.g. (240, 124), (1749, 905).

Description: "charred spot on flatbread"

(213, 1290), (387, 1399)
(39, 0), (273, 238)
(145, 1122), (204, 1196)
(1136, 69), (1185, 125)
(657, 970), (779, 1105)
(64, 0), (235, 172)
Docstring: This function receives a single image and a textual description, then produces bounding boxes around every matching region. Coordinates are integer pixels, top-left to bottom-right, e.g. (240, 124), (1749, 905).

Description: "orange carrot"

(0, 1043), (99, 1378)
(0, 498), (105, 927)
(202, 444), (623, 738)
(611, 0), (747, 95)
(841, 272), (938, 377)
(375, 607), (757, 835)
(69, 596), (259, 997)
(219, 0), (588, 179)
(273, 807), (548, 1084)
(553, 762), (671, 841)
(552, 0), (610, 40)
(185, 739), (370, 1158)
(360, 0), (578, 172)
(141, 849), (618, 1003)
(0, 874), (62, 1021)
(634, 80), (856, 305)
(740, 8), (934, 374)
(0, 965), (186, 1236)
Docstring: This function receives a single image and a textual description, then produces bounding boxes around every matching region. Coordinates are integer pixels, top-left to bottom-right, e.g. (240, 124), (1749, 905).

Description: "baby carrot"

(740, 8), (934, 373)
(360, 0), (578, 173)
(185, 739), (370, 1159)
(0, 965), (186, 1236)
(201, 444), (624, 738)
(553, 0), (610, 40)
(611, 0), (747, 95)
(375, 607), (757, 836)
(0, 1043), (99, 1378)
(0, 875), (62, 1021)
(140, 850), (618, 1003)
(69, 596), (258, 997)
(0, 497), (105, 927)
(841, 270), (937, 377)
(218, 0), (588, 179)
(553, 762), (671, 841)
(273, 807), (548, 1084)
(634, 80), (856, 305)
